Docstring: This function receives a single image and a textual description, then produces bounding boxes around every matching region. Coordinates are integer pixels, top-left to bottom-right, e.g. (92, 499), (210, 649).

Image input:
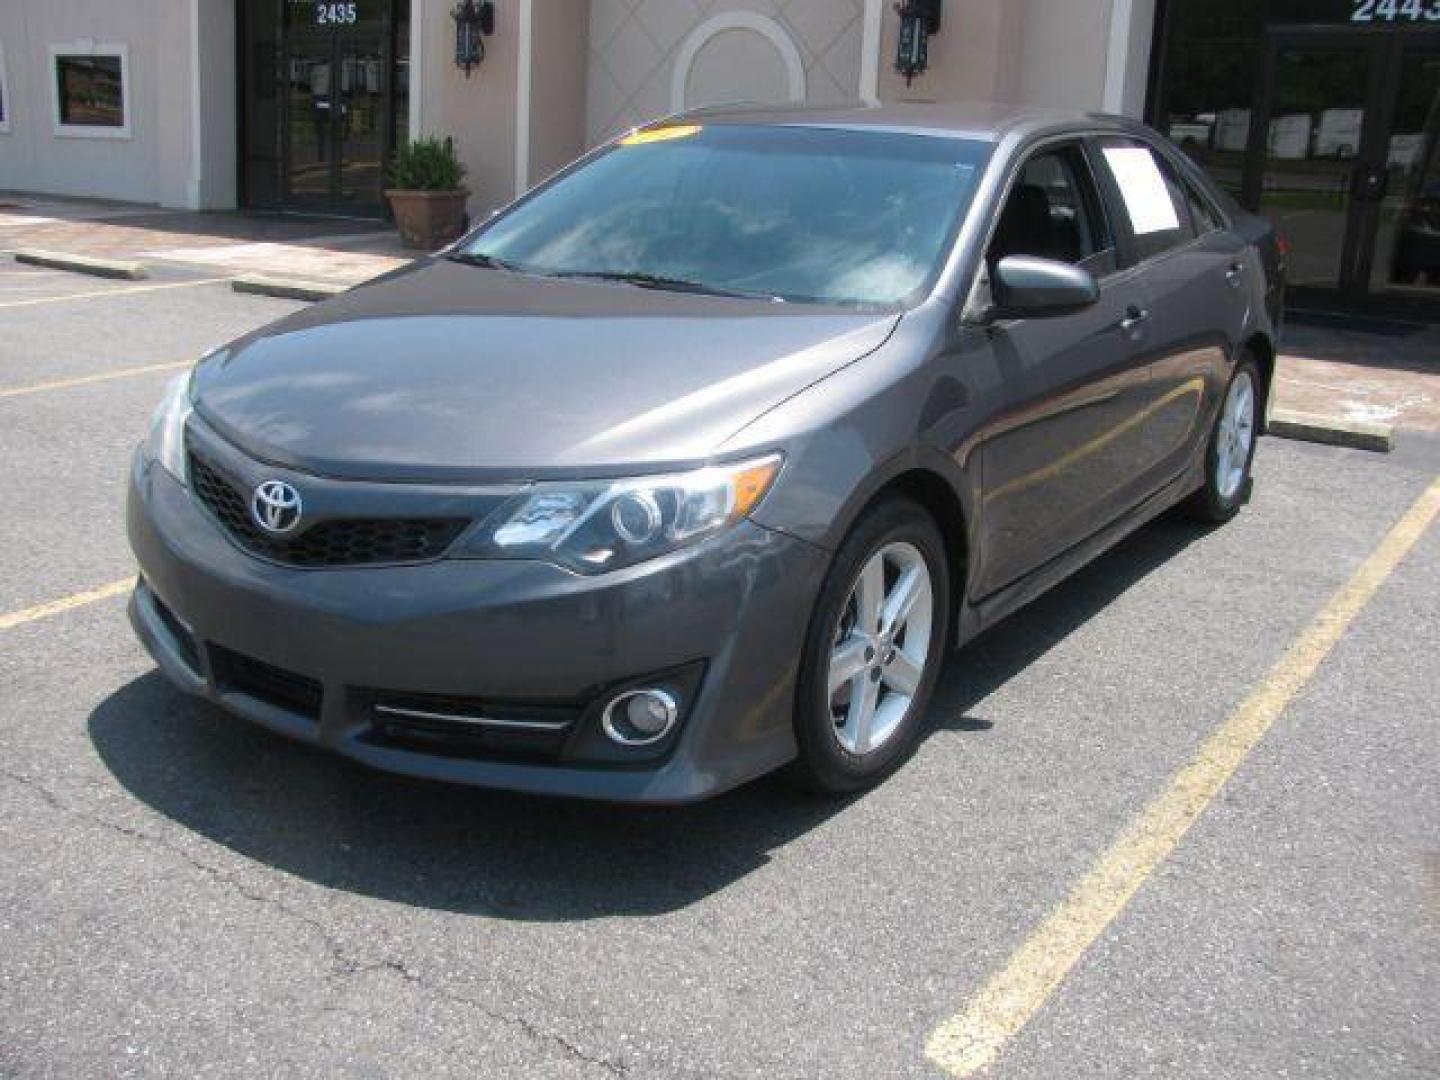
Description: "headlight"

(144, 372), (194, 485)
(458, 454), (782, 573)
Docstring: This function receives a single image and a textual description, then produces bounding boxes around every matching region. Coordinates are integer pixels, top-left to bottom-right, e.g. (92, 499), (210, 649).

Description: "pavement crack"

(0, 766), (357, 970)
(0, 767), (630, 1077)
(335, 957), (630, 1076)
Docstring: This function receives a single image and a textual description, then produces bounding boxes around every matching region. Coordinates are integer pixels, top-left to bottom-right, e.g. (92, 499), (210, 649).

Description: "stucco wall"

(876, 0), (1024, 105)
(417, 0), (519, 215)
(0, 1), (162, 202)
(527, 0), (591, 187)
(873, 0), (1154, 116)
(195, 0), (238, 209)
(585, 1), (867, 145)
(0, 0), (233, 208)
(1018, 0), (1111, 110)
(0, 0), (1156, 210)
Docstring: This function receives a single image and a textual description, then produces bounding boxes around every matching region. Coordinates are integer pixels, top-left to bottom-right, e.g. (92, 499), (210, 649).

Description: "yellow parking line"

(925, 476), (1440, 1078)
(0, 361), (189, 401)
(0, 578), (134, 633)
(0, 276), (230, 310)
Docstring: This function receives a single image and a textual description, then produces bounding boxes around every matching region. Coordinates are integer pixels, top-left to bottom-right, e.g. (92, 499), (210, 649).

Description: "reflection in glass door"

(1373, 41), (1440, 300)
(1248, 35), (1380, 292)
(285, 36), (335, 207)
(335, 39), (388, 210)
(1244, 27), (1440, 314)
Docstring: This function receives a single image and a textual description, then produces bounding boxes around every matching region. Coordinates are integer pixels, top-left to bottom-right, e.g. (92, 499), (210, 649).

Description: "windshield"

(457, 124), (991, 306)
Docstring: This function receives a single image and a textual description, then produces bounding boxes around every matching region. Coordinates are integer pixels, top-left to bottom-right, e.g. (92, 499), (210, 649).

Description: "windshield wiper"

(550, 270), (778, 301)
(444, 251), (523, 272)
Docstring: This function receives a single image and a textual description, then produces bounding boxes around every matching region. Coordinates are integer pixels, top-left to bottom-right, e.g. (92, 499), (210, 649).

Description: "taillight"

(1275, 232), (1290, 258)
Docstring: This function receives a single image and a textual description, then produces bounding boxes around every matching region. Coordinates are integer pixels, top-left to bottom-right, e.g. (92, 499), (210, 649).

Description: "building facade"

(1, 1), (1436, 315)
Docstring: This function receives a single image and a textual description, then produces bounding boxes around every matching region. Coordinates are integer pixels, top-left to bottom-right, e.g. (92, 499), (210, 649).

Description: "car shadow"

(88, 514), (1207, 921)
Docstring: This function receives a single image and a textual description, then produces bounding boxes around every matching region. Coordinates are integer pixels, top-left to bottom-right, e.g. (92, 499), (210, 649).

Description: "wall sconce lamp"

(895, 0), (942, 86)
(453, 0), (496, 77)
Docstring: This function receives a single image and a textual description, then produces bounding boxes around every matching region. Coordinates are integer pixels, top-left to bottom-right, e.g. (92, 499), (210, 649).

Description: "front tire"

(1183, 356), (1260, 524)
(789, 496), (950, 794)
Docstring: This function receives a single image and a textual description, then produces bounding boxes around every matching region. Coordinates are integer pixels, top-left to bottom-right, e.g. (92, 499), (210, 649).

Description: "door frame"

(1243, 24), (1440, 316)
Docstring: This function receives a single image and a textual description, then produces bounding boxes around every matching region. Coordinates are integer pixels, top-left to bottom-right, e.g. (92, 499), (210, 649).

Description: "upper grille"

(188, 452), (469, 568)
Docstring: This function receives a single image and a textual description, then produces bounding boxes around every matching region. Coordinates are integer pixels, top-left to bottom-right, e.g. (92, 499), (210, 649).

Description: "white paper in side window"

(1103, 147), (1180, 235)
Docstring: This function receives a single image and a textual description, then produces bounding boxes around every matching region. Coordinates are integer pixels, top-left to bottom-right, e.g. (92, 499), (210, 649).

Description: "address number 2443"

(1352, 0), (1440, 20)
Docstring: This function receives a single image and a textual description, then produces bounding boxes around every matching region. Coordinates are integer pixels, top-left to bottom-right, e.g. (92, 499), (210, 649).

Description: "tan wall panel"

(527, 0), (590, 187)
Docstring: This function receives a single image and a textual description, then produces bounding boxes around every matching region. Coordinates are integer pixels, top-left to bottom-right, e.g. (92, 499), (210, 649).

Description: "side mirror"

(989, 255), (1099, 319)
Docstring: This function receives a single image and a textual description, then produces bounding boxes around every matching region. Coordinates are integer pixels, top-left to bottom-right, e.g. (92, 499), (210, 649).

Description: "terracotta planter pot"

(384, 188), (471, 250)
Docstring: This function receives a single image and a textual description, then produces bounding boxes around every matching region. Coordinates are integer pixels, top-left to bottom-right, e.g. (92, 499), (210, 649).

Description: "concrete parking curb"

(231, 275), (350, 302)
(1269, 408), (1393, 453)
(14, 248), (148, 280)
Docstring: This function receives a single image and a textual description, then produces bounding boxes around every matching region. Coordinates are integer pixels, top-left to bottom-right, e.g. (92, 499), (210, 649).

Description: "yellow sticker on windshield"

(619, 124), (702, 146)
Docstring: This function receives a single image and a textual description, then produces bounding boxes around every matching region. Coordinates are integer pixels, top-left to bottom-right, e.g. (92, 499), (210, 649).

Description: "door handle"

(1119, 305), (1150, 333)
(1225, 262), (1245, 288)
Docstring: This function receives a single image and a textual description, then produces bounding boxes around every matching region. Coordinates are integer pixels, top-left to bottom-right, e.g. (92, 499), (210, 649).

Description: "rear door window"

(1096, 138), (1196, 261)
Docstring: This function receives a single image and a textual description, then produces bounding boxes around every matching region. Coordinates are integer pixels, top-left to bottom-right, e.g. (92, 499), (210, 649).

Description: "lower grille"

(149, 589), (202, 675)
(365, 692), (579, 762)
(211, 645), (323, 720)
(188, 452), (468, 568)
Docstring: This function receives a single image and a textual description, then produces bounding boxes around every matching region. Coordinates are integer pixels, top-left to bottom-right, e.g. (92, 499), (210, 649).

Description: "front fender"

(723, 299), (980, 562)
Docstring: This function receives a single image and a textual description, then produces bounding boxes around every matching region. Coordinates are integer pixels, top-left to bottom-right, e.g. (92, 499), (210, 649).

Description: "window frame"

(1180, 173), (1224, 236)
(963, 131), (1131, 323)
(50, 42), (132, 139)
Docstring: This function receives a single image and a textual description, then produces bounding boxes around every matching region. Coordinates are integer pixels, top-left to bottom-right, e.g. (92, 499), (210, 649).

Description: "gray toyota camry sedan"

(127, 102), (1284, 802)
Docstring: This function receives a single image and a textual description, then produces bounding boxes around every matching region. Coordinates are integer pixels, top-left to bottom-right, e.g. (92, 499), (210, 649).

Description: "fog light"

(602, 688), (679, 746)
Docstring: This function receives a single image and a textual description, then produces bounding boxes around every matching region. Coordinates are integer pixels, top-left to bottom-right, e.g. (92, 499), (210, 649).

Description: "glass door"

(239, 0), (405, 217)
(1245, 30), (1385, 294)
(1370, 36), (1440, 301)
(334, 36), (389, 211)
(1244, 26), (1440, 315)
(283, 25), (336, 209)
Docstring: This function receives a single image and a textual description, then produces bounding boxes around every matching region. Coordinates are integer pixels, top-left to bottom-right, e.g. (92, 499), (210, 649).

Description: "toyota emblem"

(251, 479), (303, 535)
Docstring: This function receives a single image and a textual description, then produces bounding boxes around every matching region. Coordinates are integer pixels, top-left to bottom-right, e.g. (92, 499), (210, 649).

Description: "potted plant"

(385, 136), (470, 250)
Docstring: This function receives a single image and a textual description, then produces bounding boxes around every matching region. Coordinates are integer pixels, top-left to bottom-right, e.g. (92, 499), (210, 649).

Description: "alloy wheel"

(1216, 369), (1256, 501)
(827, 541), (934, 756)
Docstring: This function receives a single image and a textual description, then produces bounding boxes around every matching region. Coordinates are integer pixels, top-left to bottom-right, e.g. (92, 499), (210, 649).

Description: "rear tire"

(1183, 356), (1261, 524)
(788, 496), (950, 795)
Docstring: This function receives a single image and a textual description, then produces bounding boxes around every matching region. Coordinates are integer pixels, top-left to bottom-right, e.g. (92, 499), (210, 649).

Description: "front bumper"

(126, 454), (827, 802)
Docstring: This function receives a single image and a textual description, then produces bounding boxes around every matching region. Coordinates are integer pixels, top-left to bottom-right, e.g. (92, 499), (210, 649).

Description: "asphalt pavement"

(0, 260), (1435, 1078)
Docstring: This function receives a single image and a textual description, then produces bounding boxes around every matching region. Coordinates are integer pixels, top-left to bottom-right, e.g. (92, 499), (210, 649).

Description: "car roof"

(672, 99), (1141, 144)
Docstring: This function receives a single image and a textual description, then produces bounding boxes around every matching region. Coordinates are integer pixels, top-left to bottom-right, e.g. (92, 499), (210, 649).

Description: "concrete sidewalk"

(0, 194), (409, 287)
(3, 193), (1436, 435)
(1279, 316), (1439, 434)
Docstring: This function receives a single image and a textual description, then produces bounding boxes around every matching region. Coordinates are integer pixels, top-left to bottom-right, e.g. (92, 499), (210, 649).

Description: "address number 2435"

(315, 2), (359, 25)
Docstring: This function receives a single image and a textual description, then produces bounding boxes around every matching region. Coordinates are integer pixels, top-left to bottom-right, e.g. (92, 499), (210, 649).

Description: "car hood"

(193, 259), (900, 482)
